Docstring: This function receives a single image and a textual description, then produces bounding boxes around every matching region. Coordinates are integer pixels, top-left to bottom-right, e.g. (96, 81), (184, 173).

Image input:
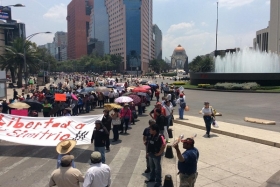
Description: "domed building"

(171, 44), (188, 73)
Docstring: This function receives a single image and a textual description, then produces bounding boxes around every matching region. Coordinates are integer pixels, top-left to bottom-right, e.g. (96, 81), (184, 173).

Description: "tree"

(0, 38), (40, 87)
(149, 59), (170, 73)
(189, 55), (214, 72)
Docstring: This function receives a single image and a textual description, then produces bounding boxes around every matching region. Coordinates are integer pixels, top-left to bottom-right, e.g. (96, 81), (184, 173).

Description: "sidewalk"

(170, 122), (280, 187)
(173, 115), (280, 148)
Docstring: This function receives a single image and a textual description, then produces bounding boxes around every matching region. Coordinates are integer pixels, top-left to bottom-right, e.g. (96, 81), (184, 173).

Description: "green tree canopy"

(189, 55), (214, 72)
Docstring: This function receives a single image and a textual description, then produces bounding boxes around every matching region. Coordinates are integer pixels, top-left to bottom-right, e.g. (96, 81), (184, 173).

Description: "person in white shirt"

(201, 102), (215, 138)
(108, 90), (115, 103)
(163, 100), (173, 143)
(83, 151), (111, 187)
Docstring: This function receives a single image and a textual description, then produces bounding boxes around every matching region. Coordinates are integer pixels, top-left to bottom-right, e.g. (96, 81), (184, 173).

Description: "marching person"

(83, 151), (111, 187)
(102, 110), (112, 151)
(176, 94), (186, 119)
(43, 100), (52, 117)
(119, 103), (132, 134)
(145, 124), (166, 187)
(143, 119), (156, 173)
(111, 108), (121, 141)
(108, 89), (115, 103)
(91, 120), (108, 163)
(173, 138), (199, 187)
(201, 102), (215, 138)
(56, 139), (77, 168)
(49, 155), (84, 187)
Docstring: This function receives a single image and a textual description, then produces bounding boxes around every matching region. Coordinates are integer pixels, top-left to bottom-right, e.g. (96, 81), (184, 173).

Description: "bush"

(162, 73), (177, 77)
(198, 84), (211, 88)
(173, 81), (186, 85)
(214, 82), (260, 90)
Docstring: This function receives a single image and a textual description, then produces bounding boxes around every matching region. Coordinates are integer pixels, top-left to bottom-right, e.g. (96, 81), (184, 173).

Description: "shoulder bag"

(112, 113), (121, 125)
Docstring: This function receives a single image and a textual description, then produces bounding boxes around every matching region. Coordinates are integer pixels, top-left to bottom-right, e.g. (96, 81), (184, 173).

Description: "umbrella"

(23, 99), (43, 110)
(104, 103), (123, 111)
(128, 94), (141, 105)
(140, 80), (148, 85)
(115, 96), (133, 103)
(149, 83), (157, 87)
(140, 85), (151, 90)
(8, 102), (30, 109)
(95, 86), (110, 92)
(127, 86), (136, 90)
(106, 85), (115, 88)
(121, 92), (133, 96)
(79, 87), (95, 94)
(132, 87), (149, 93)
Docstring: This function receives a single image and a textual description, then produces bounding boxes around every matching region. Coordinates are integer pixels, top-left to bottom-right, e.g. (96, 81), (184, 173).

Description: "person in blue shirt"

(173, 137), (199, 187)
(56, 139), (77, 168)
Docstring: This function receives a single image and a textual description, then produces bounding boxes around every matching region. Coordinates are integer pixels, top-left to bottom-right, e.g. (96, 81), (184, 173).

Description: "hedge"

(172, 81), (186, 85)
(162, 73), (177, 77)
(214, 82), (259, 90)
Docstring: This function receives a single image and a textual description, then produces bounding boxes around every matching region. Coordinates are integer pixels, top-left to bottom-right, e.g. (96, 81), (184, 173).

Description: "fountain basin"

(190, 72), (280, 86)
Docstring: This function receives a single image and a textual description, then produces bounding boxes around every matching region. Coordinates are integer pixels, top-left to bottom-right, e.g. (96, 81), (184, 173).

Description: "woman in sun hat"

(56, 139), (77, 168)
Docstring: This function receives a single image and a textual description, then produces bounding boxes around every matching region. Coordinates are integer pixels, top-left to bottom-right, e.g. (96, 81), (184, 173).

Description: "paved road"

(2, 83), (280, 186)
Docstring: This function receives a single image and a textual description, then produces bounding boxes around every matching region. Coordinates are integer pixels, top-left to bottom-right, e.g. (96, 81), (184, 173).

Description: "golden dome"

(174, 44), (185, 52)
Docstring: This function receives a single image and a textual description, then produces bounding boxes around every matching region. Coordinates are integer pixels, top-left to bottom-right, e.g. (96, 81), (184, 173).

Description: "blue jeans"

(179, 108), (184, 119)
(113, 125), (119, 140)
(166, 115), (172, 129)
(203, 116), (212, 135)
(94, 146), (105, 163)
(148, 153), (162, 184)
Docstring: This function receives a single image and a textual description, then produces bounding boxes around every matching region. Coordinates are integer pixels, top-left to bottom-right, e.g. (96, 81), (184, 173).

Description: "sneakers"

(166, 140), (170, 143)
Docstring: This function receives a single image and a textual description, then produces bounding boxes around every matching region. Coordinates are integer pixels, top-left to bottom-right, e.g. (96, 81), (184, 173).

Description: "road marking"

(109, 147), (131, 185)
(30, 144), (91, 187)
(127, 150), (147, 187)
(0, 147), (45, 176)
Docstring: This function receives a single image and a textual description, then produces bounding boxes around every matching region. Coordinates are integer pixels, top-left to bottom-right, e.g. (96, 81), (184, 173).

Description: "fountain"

(190, 47), (280, 86)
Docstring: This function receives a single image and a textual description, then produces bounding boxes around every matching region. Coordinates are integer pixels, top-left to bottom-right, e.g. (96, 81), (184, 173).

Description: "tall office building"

(253, 0), (280, 54)
(153, 24), (162, 60)
(95, 0), (154, 73)
(88, 1), (109, 56)
(38, 43), (56, 57)
(54, 31), (67, 61)
(67, 0), (93, 59)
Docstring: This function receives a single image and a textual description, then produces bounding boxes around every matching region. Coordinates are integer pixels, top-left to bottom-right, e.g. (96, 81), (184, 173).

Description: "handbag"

(212, 120), (219, 128)
(112, 118), (121, 125)
(184, 105), (189, 111)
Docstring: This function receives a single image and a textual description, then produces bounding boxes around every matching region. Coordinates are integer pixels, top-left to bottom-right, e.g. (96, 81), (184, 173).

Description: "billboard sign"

(0, 6), (12, 21)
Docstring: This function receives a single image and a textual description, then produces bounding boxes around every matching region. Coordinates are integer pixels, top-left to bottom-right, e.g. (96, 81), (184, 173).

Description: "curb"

(174, 119), (280, 148)
(183, 87), (280, 94)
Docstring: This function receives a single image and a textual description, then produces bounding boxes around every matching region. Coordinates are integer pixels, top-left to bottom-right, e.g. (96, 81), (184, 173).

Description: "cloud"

(43, 3), (67, 22)
(167, 22), (194, 33)
(201, 22), (208, 27)
(219, 0), (255, 9)
(163, 21), (254, 61)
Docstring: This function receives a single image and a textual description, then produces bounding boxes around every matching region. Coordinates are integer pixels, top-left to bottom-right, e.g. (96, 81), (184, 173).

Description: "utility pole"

(215, 1), (219, 57)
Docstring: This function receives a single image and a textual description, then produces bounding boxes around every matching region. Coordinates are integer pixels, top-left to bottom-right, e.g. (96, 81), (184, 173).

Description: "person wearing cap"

(49, 155), (84, 187)
(143, 119), (156, 173)
(119, 103), (132, 134)
(63, 108), (72, 116)
(56, 139), (77, 169)
(83, 151), (111, 187)
(145, 124), (166, 187)
(173, 138), (199, 187)
(201, 102), (215, 138)
(176, 94), (186, 119)
(91, 120), (108, 163)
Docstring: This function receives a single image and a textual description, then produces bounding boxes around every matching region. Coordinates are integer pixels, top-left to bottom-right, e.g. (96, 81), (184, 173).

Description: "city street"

(1, 79), (280, 186)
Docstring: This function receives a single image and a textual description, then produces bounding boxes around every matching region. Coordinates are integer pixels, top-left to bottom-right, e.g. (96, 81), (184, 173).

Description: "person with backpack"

(176, 94), (186, 119)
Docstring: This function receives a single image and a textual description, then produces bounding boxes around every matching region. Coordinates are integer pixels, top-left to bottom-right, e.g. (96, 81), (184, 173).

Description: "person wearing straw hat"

(83, 151), (111, 187)
(56, 139), (77, 168)
(49, 155), (84, 187)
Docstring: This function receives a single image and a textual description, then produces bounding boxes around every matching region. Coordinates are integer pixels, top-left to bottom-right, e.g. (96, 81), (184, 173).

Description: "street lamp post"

(23, 32), (51, 91)
(136, 67), (139, 77)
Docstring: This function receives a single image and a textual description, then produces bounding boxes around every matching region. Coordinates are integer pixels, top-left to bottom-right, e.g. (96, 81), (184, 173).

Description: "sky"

(2, 0), (271, 61)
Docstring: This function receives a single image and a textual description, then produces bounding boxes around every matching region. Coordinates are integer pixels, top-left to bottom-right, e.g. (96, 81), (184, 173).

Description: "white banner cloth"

(0, 114), (103, 146)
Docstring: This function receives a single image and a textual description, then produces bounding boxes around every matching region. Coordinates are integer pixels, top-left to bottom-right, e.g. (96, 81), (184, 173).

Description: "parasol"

(95, 86), (110, 92)
(128, 94), (141, 105)
(104, 103), (123, 111)
(71, 93), (78, 101)
(23, 99), (43, 110)
(115, 96), (133, 103)
(127, 86), (136, 90)
(140, 85), (151, 90)
(8, 102), (30, 109)
(132, 87), (149, 93)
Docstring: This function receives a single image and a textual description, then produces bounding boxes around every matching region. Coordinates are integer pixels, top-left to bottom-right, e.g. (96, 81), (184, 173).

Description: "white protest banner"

(0, 114), (103, 146)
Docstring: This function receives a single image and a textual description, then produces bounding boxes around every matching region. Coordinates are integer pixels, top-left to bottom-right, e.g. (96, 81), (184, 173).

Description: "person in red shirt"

(155, 89), (160, 102)
(120, 103), (132, 134)
(38, 92), (45, 103)
(149, 102), (166, 120)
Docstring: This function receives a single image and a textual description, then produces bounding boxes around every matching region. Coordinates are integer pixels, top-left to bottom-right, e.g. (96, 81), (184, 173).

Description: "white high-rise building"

(253, 0), (280, 54)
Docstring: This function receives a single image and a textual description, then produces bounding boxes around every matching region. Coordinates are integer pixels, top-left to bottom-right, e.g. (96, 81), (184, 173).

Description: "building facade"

(38, 43), (56, 57)
(153, 24), (162, 60)
(67, 0), (93, 59)
(171, 45), (188, 73)
(88, 0), (109, 56)
(102, 0), (154, 73)
(54, 31), (67, 61)
(253, 0), (280, 54)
